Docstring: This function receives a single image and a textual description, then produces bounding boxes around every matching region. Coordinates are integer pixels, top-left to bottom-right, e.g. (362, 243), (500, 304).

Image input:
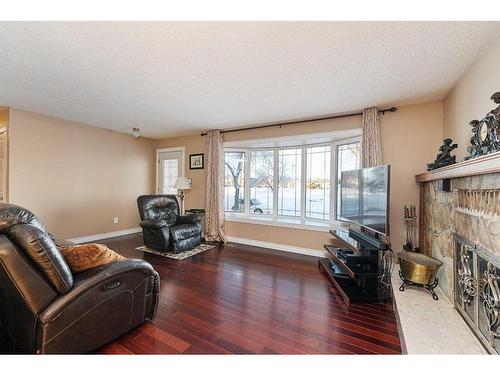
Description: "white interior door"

(157, 149), (184, 194)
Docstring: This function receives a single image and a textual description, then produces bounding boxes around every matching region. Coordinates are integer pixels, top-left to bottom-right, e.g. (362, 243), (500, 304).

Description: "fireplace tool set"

(398, 204), (443, 300)
(403, 205), (417, 252)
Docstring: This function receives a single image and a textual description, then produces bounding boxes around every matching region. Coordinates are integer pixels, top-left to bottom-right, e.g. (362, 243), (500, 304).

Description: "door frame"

(155, 146), (186, 194)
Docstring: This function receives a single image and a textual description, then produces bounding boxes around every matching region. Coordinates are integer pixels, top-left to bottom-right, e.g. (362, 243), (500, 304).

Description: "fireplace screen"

(454, 234), (500, 354)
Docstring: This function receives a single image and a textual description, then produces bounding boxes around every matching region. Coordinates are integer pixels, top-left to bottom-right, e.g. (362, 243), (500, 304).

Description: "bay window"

(278, 148), (302, 217)
(224, 137), (361, 227)
(224, 151), (245, 212)
(305, 145), (331, 220)
(250, 150), (274, 215)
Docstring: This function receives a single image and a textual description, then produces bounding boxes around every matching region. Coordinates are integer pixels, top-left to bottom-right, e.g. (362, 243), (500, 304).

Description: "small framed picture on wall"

(189, 153), (204, 170)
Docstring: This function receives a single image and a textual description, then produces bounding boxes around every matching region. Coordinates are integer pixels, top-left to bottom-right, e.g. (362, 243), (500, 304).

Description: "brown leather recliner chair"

(0, 203), (160, 353)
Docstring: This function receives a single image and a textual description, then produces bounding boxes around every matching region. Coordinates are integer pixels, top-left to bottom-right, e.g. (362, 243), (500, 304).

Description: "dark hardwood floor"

(0, 233), (402, 354)
(97, 234), (402, 354)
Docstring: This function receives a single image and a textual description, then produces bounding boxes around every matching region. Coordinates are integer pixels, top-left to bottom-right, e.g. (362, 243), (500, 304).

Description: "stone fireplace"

(416, 152), (500, 354)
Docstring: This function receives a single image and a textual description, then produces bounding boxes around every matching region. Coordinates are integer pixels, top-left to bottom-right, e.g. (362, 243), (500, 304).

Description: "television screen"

(339, 165), (390, 235)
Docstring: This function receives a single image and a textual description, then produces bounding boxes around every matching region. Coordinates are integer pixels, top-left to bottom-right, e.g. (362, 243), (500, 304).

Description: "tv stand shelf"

(318, 259), (374, 303)
(324, 245), (356, 278)
(324, 245), (380, 277)
(319, 229), (392, 306)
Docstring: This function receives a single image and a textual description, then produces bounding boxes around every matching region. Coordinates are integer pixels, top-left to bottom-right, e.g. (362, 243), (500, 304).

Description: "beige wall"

(8, 109), (155, 239)
(225, 222), (337, 250)
(444, 37), (500, 161)
(0, 107), (9, 127)
(154, 101), (443, 252)
(381, 102), (443, 252)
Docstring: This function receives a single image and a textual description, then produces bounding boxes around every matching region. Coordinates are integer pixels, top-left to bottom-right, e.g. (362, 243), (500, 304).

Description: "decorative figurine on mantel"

(488, 91), (500, 118)
(465, 91), (500, 160)
(426, 138), (458, 171)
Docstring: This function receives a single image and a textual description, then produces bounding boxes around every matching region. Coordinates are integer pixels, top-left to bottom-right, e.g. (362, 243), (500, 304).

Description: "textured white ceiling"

(0, 21), (499, 139)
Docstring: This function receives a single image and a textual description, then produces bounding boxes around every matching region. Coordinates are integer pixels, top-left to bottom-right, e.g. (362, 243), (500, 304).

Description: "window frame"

(277, 146), (303, 218)
(224, 149), (247, 213)
(224, 136), (361, 229)
(332, 136), (362, 224)
(304, 143), (332, 222)
(248, 149), (275, 216)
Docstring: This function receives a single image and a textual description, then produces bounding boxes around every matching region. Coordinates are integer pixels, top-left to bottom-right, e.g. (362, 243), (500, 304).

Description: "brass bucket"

(398, 251), (443, 285)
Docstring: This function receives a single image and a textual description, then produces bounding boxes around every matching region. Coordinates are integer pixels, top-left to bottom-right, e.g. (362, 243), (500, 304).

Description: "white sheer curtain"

(361, 107), (383, 167)
(204, 130), (227, 242)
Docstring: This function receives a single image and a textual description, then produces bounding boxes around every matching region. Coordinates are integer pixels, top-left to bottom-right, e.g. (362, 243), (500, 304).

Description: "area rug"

(135, 243), (215, 260)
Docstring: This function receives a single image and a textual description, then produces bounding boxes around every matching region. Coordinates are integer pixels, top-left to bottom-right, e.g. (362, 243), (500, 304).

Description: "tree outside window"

(224, 151), (245, 212)
(250, 150), (274, 215)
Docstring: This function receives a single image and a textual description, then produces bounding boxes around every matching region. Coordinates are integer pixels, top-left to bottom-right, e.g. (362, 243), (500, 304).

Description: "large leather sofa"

(137, 195), (202, 253)
(0, 203), (160, 353)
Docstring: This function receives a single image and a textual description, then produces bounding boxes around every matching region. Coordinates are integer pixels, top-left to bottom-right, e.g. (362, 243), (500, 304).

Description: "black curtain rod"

(200, 106), (397, 136)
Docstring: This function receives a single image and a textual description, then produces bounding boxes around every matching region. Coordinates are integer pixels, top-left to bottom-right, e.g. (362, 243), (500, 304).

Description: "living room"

(1, 1), (500, 373)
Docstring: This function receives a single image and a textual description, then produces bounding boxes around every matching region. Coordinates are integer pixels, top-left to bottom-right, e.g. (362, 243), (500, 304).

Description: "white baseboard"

(227, 236), (327, 258)
(67, 230), (327, 258)
(67, 227), (141, 244)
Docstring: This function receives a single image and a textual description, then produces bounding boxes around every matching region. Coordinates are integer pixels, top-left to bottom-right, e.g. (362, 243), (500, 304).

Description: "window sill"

(224, 213), (346, 233)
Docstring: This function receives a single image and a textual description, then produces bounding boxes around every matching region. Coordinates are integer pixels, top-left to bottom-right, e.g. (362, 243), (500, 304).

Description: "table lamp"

(173, 176), (191, 214)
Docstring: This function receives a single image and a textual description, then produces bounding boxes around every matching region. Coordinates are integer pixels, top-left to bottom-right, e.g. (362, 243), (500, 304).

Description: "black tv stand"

(318, 229), (392, 306)
(348, 228), (388, 250)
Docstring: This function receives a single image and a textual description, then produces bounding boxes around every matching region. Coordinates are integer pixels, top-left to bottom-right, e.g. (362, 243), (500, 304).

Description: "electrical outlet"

(113, 217), (119, 224)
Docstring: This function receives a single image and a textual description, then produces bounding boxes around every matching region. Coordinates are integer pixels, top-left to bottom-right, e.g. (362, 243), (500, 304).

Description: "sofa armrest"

(37, 258), (159, 353)
(140, 219), (168, 229)
(176, 214), (201, 225)
(40, 259), (159, 325)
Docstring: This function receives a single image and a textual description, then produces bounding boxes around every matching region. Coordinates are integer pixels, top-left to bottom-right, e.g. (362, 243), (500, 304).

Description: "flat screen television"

(339, 164), (390, 236)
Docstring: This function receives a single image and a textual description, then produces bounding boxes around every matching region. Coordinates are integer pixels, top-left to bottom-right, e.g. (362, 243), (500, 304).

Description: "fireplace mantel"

(415, 152), (500, 182)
